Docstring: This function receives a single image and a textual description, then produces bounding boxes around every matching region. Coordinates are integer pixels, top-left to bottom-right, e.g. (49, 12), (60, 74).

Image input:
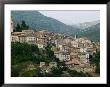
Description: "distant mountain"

(73, 20), (100, 29)
(11, 11), (100, 42)
(11, 11), (80, 36)
(77, 23), (100, 42)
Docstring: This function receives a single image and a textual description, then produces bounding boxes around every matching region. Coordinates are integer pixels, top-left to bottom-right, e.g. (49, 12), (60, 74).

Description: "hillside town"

(11, 19), (100, 76)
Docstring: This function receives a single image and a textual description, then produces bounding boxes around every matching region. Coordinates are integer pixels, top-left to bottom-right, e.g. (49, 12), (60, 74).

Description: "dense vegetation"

(11, 42), (92, 77)
(11, 42), (58, 65)
(15, 20), (29, 32)
(90, 52), (100, 74)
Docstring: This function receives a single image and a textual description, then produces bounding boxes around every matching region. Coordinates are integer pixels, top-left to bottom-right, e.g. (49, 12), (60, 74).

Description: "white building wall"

(26, 37), (36, 42)
(80, 48), (87, 52)
(11, 36), (19, 42)
(37, 44), (44, 48)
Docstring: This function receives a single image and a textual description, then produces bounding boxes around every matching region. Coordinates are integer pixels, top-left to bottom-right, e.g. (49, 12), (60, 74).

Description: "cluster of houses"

(11, 19), (100, 74)
(26, 62), (57, 74)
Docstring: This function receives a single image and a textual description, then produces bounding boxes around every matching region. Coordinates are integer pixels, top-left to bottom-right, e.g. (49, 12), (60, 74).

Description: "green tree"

(21, 20), (29, 30)
(15, 23), (21, 32)
(67, 69), (87, 77)
(15, 20), (29, 32)
(90, 52), (100, 74)
(51, 67), (63, 77)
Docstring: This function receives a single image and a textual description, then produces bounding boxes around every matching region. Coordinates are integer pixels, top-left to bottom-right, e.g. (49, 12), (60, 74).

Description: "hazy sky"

(39, 11), (100, 25)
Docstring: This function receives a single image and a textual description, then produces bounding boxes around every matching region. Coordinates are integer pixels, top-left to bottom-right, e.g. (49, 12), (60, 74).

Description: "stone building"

(54, 52), (70, 62)
(25, 33), (36, 44)
(40, 62), (45, 67)
(11, 35), (19, 42)
(49, 62), (57, 68)
(18, 34), (27, 43)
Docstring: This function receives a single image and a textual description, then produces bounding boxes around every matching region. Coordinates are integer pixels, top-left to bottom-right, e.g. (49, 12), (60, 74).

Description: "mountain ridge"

(11, 11), (100, 42)
(71, 20), (100, 29)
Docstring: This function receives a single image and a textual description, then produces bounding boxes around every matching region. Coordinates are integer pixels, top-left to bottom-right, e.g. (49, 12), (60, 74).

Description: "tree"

(21, 20), (29, 30)
(90, 52), (100, 74)
(19, 69), (37, 77)
(15, 23), (21, 32)
(30, 44), (39, 53)
(15, 20), (29, 32)
(51, 67), (63, 77)
(67, 69), (87, 77)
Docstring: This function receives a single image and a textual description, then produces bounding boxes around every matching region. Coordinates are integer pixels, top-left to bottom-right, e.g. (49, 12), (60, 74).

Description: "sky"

(39, 11), (100, 25)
